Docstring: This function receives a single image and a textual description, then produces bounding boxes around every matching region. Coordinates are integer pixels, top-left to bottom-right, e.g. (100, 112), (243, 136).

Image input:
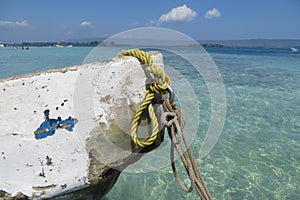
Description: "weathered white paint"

(0, 52), (163, 199)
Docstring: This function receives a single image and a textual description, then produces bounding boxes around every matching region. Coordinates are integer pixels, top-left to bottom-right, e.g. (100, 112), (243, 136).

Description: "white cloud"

(204, 8), (221, 19)
(0, 20), (29, 27)
(145, 20), (157, 27)
(158, 5), (197, 23)
(80, 21), (92, 27)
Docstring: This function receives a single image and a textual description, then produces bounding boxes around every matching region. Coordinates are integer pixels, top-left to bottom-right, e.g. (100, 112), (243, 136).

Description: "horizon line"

(1, 38), (300, 44)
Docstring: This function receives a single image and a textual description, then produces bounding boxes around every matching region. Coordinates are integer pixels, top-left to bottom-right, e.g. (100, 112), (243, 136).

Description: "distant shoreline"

(1, 39), (300, 49)
(0, 41), (116, 47)
(198, 39), (300, 49)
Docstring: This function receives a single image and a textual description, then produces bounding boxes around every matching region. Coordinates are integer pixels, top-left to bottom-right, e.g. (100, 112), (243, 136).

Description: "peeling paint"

(32, 184), (57, 191)
(0, 51), (164, 199)
(0, 190), (29, 200)
(34, 109), (78, 139)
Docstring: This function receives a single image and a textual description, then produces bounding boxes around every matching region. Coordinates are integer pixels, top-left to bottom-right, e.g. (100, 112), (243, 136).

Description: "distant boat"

(291, 48), (298, 52)
(0, 43), (7, 47)
(22, 45), (29, 50)
(55, 44), (72, 48)
(55, 44), (64, 48)
(290, 46), (300, 52)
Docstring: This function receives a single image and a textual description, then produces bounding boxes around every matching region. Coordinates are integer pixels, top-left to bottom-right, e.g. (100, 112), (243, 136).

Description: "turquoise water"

(0, 46), (299, 199)
(0, 47), (94, 78)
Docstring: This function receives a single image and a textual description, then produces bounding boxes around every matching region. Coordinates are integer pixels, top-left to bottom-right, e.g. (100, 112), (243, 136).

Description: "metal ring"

(167, 84), (175, 103)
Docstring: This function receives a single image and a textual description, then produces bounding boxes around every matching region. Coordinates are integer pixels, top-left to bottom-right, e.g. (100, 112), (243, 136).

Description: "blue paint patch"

(34, 109), (78, 139)
(109, 71), (116, 79)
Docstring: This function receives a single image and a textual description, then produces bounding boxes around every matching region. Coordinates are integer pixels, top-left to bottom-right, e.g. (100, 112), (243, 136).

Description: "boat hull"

(0, 51), (164, 199)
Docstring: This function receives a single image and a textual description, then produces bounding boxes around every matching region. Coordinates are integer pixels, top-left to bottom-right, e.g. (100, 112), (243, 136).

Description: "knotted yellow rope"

(119, 49), (172, 147)
(119, 49), (211, 199)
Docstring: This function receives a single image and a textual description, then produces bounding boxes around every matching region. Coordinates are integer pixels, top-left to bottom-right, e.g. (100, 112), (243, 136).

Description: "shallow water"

(0, 46), (299, 199)
(105, 48), (300, 200)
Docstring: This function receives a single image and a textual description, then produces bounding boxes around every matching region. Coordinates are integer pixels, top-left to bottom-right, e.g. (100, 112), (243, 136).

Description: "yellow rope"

(119, 49), (172, 147)
(120, 49), (211, 199)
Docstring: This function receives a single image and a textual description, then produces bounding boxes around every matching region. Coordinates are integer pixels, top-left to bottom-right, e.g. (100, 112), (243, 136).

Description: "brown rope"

(162, 99), (212, 200)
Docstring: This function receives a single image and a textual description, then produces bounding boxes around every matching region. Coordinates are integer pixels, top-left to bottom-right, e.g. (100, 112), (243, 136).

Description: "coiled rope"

(162, 99), (212, 200)
(119, 49), (171, 147)
(119, 49), (211, 199)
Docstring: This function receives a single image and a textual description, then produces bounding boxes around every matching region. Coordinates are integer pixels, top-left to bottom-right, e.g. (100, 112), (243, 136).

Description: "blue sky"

(0, 0), (299, 42)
